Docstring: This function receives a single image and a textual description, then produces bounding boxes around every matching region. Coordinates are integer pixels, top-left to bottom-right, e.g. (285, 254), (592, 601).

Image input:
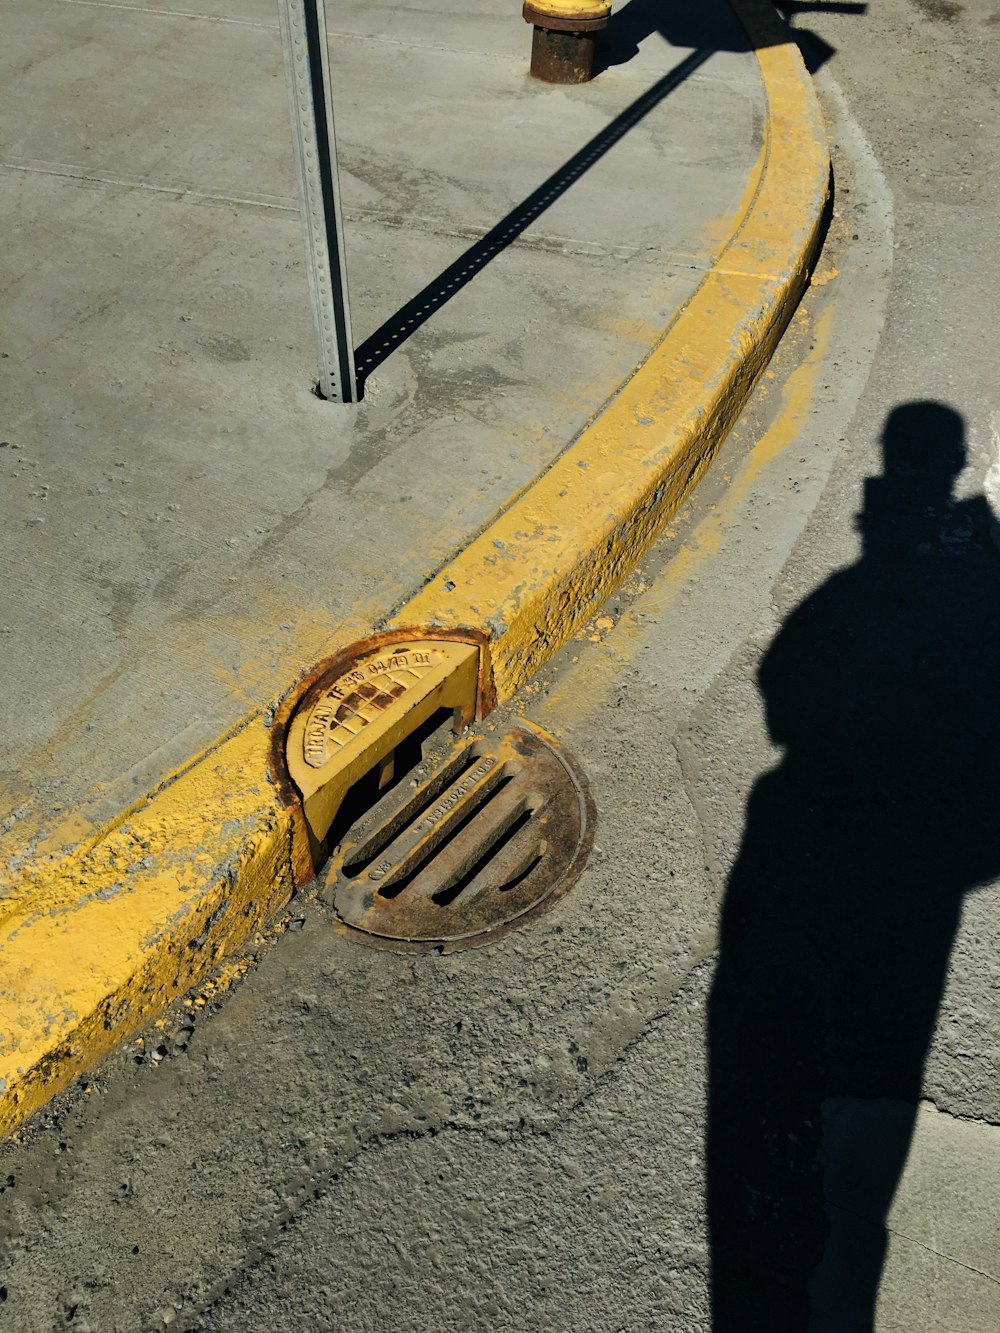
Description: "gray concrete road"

(2, 1), (999, 1331)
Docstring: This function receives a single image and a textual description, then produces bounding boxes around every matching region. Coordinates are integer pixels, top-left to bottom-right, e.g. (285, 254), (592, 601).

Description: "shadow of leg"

(708, 857), (828, 1331)
(811, 1098), (918, 1331)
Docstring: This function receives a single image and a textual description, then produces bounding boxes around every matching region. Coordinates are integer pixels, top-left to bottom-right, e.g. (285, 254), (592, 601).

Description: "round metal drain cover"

(320, 723), (593, 952)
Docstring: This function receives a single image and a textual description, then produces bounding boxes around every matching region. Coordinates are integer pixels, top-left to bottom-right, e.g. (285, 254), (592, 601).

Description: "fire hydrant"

(522, 0), (612, 83)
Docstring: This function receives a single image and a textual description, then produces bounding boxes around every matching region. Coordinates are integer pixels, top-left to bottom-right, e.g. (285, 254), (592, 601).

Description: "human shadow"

(775, 1), (869, 76)
(595, 0), (756, 71)
(597, 0), (866, 79)
(706, 402), (1000, 1330)
(355, 0), (835, 388)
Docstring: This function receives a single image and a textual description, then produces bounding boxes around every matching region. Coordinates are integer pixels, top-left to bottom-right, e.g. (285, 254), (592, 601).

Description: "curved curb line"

(0, 0), (828, 1136)
(397, 0), (830, 698)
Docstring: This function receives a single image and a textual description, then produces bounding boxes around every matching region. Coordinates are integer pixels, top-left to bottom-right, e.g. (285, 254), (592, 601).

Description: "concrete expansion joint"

(0, 0), (830, 1134)
(186, 1109), (574, 1317)
(240, 951), (719, 1269)
(919, 1095), (1000, 1132)
(870, 1216), (1000, 1288)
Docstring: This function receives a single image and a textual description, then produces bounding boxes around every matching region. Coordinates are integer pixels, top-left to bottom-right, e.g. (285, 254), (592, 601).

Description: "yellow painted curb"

(398, 2), (830, 698)
(0, 0), (829, 1135)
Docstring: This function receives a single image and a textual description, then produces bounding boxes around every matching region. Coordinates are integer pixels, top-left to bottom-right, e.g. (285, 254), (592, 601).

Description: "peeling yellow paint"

(0, 720), (293, 1134)
(541, 300), (835, 730)
(655, 301), (834, 600)
(697, 131), (769, 263)
(811, 265), (839, 288)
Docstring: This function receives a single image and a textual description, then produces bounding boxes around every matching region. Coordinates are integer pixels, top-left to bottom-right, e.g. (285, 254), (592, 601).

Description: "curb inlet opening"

(314, 707), (459, 875)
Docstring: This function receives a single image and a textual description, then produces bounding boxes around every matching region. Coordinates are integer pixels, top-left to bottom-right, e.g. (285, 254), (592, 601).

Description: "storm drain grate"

(319, 720), (593, 952)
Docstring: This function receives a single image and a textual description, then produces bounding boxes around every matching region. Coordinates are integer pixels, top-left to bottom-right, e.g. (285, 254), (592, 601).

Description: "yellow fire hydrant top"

(523, 0), (613, 29)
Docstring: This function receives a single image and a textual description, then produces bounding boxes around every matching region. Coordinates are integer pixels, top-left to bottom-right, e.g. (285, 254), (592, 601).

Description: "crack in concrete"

(186, 953), (719, 1326)
(920, 1094), (1000, 1131)
(827, 1201), (1000, 1289)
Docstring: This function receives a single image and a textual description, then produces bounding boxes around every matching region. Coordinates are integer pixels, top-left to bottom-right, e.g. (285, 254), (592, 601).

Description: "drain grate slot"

(341, 739), (483, 878)
(361, 761), (513, 897)
(498, 849), (545, 895)
(321, 723), (593, 952)
(392, 776), (527, 906)
(376, 772), (517, 900)
(432, 805), (540, 907)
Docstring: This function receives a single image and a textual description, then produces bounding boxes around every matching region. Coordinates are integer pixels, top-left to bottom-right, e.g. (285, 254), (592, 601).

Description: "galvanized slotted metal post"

(277, 0), (357, 402)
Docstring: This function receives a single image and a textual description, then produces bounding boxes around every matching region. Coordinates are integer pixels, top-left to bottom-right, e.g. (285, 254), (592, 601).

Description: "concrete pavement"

(1, 0), (761, 853)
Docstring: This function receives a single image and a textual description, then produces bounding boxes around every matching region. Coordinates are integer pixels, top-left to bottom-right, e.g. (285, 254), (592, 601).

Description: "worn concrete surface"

(0, 0), (762, 859)
(1, 0), (999, 1330)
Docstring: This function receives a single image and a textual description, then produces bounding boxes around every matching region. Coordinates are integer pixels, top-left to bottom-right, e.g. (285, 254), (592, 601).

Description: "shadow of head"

(880, 400), (966, 500)
(890, 399), (965, 485)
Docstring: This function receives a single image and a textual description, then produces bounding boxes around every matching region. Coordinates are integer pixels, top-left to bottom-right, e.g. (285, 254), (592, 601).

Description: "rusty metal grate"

(319, 720), (593, 952)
